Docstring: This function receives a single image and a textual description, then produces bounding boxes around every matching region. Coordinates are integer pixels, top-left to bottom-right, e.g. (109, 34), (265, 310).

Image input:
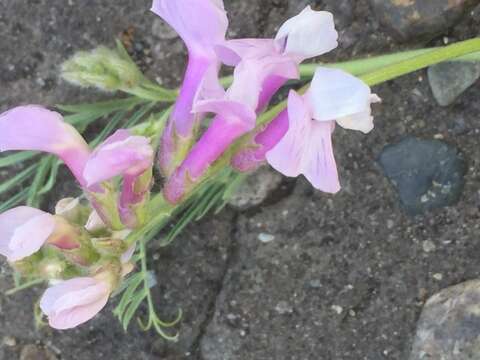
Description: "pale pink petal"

(275, 6), (338, 60)
(83, 130), (154, 187)
(48, 296), (109, 330)
(309, 67), (373, 122)
(193, 63), (226, 104)
(215, 39), (278, 65)
(226, 57), (299, 110)
(302, 121), (340, 193)
(266, 91), (311, 177)
(266, 91), (340, 193)
(194, 99), (257, 131)
(0, 206), (55, 262)
(0, 106), (91, 186)
(151, 0), (228, 57)
(40, 277), (110, 330)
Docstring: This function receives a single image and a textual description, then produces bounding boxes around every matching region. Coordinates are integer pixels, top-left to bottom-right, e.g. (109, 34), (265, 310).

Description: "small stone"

(422, 240), (436, 253)
(387, 219), (395, 229)
(309, 279), (322, 289)
(379, 137), (466, 215)
(433, 273), (444, 281)
(3, 336), (16, 347)
(258, 233), (275, 243)
(228, 167), (282, 210)
(369, 0), (478, 41)
(275, 301), (293, 315)
(410, 280), (480, 360)
(20, 345), (57, 360)
(331, 305), (343, 315)
(428, 61), (480, 106)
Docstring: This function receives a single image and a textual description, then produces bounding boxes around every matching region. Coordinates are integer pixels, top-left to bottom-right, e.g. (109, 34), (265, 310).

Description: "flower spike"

(152, 0), (229, 176)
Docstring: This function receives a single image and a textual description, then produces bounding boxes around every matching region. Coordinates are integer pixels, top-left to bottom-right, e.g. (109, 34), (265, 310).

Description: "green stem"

(361, 38), (480, 86)
(124, 83), (177, 102)
(6, 278), (44, 296)
(300, 48), (480, 79)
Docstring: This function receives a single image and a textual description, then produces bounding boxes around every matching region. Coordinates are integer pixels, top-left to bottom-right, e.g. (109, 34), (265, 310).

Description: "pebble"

(378, 137), (466, 215)
(422, 240), (436, 253)
(257, 233), (275, 243)
(275, 301), (293, 315)
(228, 167), (282, 210)
(3, 336), (16, 347)
(20, 345), (57, 360)
(331, 305), (343, 315)
(410, 280), (480, 359)
(428, 61), (480, 106)
(369, 0), (478, 41)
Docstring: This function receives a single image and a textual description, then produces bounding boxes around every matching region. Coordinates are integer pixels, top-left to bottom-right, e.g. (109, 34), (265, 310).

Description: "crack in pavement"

(190, 211), (241, 360)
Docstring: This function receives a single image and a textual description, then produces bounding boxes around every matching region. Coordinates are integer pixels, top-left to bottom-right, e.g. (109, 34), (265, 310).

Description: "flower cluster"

(153, 1), (379, 203)
(0, 107), (153, 328)
(0, 0), (379, 331)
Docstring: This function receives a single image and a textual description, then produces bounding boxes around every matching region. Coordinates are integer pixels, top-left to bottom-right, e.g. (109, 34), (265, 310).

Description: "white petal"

(275, 6), (338, 60)
(309, 67), (373, 122)
(335, 94), (381, 134)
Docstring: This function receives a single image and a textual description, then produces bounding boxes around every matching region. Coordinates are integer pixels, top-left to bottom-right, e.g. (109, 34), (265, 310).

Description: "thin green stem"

(361, 38), (480, 86)
(6, 278), (44, 296)
(300, 48), (480, 79)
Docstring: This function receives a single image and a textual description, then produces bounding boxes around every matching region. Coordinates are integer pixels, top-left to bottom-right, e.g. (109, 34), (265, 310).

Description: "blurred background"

(0, 1), (480, 359)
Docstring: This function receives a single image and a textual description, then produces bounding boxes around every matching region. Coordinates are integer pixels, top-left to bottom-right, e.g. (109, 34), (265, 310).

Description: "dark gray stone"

(379, 137), (466, 215)
(369, 0), (480, 41)
(428, 61), (480, 106)
(410, 280), (480, 360)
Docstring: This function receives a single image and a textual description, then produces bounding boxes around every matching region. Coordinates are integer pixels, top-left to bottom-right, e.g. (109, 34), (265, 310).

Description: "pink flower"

(40, 277), (111, 329)
(0, 106), (154, 228)
(152, 0), (229, 175)
(163, 6), (336, 203)
(266, 68), (380, 192)
(0, 206), (56, 262)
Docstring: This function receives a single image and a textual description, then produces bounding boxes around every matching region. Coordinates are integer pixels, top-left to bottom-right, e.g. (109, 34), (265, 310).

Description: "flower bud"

(91, 237), (128, 257)
(55, 197), (90, 225)
(61, 46), (143, 92)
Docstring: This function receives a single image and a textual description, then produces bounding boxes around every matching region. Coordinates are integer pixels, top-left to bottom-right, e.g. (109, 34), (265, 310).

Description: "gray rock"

(369, 0), (479, 41)
(228, 166), (282, 210)
(379, 137), (466, 215)
(410, 280), (480, 360)
(428, 61), (480, 106)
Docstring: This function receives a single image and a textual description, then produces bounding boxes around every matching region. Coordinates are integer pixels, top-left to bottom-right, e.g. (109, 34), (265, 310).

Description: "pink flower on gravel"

(40, 277), (111, 329)
(163, 6), (338, 203)
(266, 68), (380, 192)
(0, 206), (56, 262)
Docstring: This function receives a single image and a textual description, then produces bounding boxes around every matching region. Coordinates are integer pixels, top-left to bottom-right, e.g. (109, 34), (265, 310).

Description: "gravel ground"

(0, 0), (480, 359)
